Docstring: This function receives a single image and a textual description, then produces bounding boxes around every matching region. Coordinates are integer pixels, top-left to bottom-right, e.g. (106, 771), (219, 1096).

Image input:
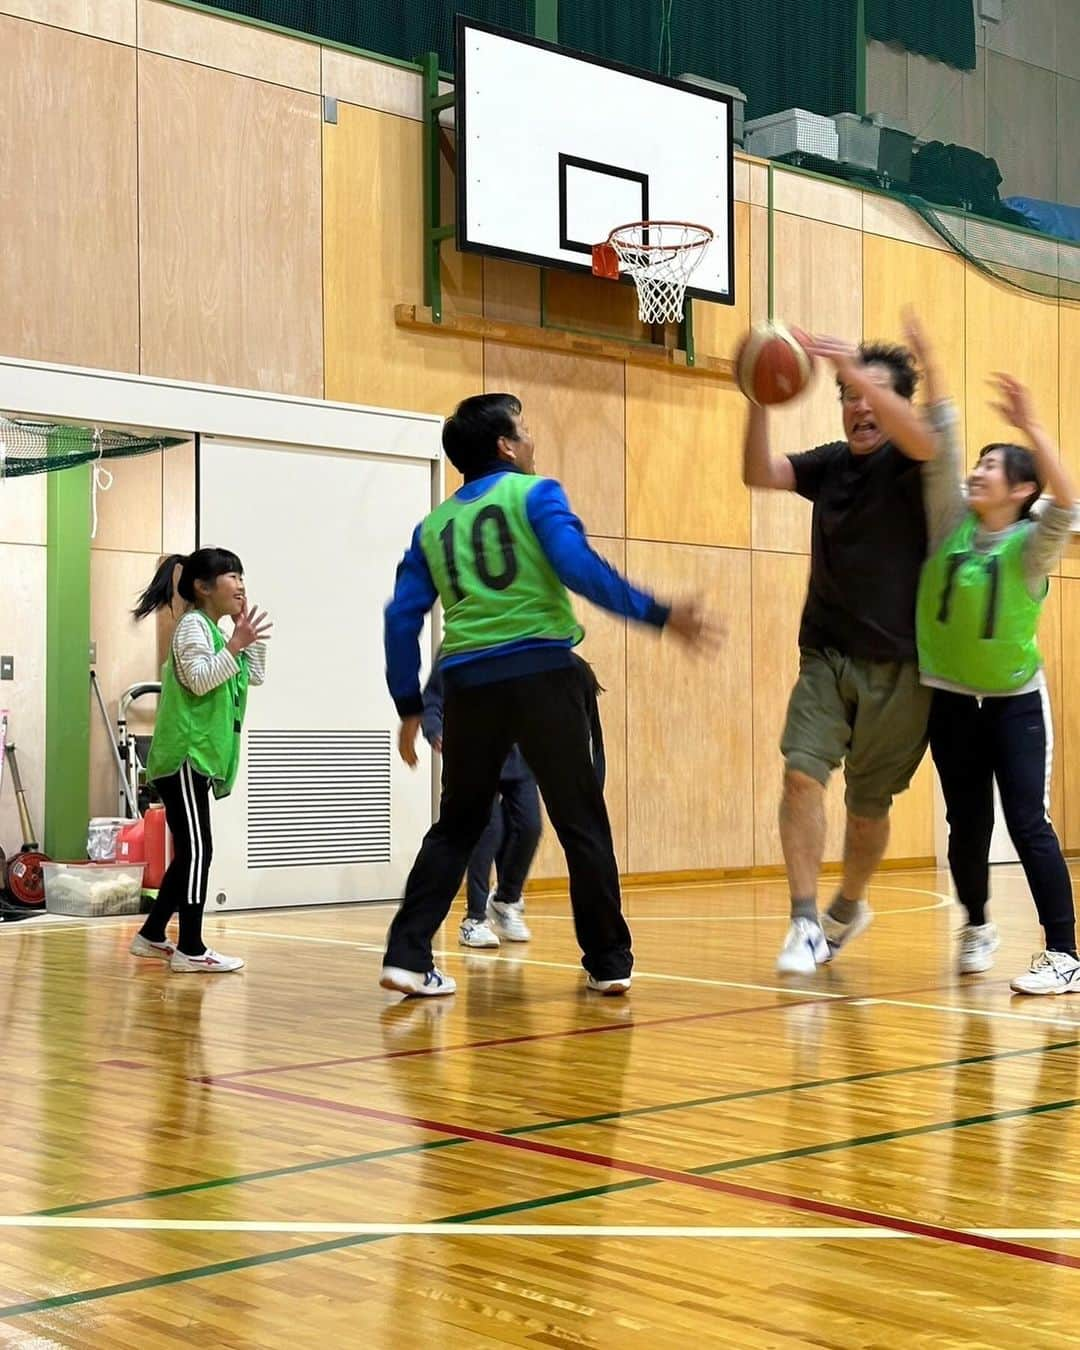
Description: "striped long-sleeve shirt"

(171, 611), (267, 695)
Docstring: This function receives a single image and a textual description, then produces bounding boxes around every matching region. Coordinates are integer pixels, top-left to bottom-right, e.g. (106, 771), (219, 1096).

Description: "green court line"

(6, 1088), (1080, 1320)
(7, 1085), (1080, 1321)
(507, 1037), (1080, 1137)
(39, 1038), (1080, 1218)
(37, 1140), (462, 1217)
(1, 1181), (651, 1322)
(689, 1095), (1080, 1178)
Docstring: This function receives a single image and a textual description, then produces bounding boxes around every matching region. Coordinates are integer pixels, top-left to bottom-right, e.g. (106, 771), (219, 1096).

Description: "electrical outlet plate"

(978, 0), (1003, 22)
(0, 657), (12, 681)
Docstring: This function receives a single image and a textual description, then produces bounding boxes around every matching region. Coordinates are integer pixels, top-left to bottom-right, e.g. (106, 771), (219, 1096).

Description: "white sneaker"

(776, 918), (830, 975)
(170, 947), (245, 974)
(957, 923), (1000, 975)
(379, 965), (457, 997)
(1010, 950), (1080, 996)
(488, 898), (532, 942)
(459, 918), (500, 948)
(585, 973), (631, 995)
(821, 901), (874, 956)
(130, 933), (177, 961)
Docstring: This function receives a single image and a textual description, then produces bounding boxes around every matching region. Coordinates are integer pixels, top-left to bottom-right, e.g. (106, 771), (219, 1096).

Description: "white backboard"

(456, 18), (735, 306)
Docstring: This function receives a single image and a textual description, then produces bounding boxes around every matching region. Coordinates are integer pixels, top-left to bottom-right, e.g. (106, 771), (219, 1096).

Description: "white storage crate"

(44, 861), (146, 917)
(744, 108), (838, 162)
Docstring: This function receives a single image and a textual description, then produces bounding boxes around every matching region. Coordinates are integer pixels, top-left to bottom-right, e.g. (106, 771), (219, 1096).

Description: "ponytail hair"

(133, 547), (244, 619)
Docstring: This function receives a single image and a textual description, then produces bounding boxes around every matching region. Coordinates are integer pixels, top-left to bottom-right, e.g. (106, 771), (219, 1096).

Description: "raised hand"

(227, 604), (274, 655)
(989, 372), (1038, 435)
(902, 307), (931, 363)
(803, 333), (860, 379)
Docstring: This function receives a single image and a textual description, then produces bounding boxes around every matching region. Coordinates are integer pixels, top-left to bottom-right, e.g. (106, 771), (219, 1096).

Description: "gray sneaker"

(821, 901), (874, 956)
(488, 898), (532, 942)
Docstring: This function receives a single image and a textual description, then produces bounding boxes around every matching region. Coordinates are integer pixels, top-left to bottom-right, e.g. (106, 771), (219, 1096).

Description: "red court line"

(202, 996), (832, 1082)
(198, 979), (959, 1083)
(200, 1076), (1080, 1272)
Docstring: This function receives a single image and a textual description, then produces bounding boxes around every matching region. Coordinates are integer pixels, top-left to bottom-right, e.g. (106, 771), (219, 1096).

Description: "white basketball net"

(607, 222), (714, 324)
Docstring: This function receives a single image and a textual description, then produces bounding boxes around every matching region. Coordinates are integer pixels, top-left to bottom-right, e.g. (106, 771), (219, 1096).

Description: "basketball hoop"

(591, 221), (714, 325)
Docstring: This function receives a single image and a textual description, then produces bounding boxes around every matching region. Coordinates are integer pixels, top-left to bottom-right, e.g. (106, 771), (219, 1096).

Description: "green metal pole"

(534, 0), (557, 42)
(680, 298), (696, 367)
(45, 464), (91, 859)
(855, 0), (867, 115)
(420, 50), (443, 323)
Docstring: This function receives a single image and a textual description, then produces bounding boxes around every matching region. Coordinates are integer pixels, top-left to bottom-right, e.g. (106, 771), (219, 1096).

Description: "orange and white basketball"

(734, 322), (814, 406)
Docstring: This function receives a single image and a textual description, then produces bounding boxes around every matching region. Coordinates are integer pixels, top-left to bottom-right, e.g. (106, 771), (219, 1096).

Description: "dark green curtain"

(206, 0), (531, 69)
(866, 0), (976, 71)
(561, 0), (858, 121)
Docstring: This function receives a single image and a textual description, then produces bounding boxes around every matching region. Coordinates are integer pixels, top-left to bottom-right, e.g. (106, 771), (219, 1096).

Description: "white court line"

(1, 1217), (1079, 1240)
(234, 931), (847, 1001)
(10, 896), (1075, 1028)
(525, 895), (951, 921)
(864, 997), (1080, 1027)
(233, 929), (1080, 1026)
(0, 881), (953, 938)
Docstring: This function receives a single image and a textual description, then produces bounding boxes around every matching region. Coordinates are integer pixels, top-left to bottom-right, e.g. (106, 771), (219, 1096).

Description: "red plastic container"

(117, 806), (170, 891)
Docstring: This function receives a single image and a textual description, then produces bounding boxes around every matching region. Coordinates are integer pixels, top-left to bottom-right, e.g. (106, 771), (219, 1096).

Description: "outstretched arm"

(991, 373), (1076, 590)
(526, 480), (722, 646)
(742, 404), (796, 490)
(992, 373), (1074, 508)
(806, 333), (937, 462)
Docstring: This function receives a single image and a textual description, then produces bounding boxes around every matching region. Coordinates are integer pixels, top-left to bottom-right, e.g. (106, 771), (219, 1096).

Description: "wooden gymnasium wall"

(2, 0), (1080, 873)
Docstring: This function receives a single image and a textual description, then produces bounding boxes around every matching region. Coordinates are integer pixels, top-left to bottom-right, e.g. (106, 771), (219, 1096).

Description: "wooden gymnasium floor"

(1, 866), (1078, 1348)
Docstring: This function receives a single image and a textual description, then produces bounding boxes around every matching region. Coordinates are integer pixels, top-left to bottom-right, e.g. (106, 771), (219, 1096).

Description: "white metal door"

(198, 437), (435, 909)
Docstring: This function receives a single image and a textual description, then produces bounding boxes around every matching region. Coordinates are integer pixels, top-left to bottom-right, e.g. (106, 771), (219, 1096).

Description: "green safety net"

(193, 0), (975, 110)
(905, 198), (1080, 302)
(180, 0), (1064, 301)
(776, 151), (1080, 302)
(562, 0), (858, 120)
(0, 419), (185, 479)
(207, 0), (532, 70)
(865, 0), (976, 72)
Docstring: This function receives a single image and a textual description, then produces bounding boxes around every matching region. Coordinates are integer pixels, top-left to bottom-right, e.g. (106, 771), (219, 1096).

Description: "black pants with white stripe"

(139, 763), (213, 956)
(930, 688), (1076, 954)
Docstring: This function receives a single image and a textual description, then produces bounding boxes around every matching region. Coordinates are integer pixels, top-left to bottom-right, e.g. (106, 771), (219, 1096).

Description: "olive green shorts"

(780, 648), (931, 819)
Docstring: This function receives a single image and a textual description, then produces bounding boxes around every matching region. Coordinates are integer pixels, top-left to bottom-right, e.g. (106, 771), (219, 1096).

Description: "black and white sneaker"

(379, 965), (457, 997)
(1010, 950), (1080, 996)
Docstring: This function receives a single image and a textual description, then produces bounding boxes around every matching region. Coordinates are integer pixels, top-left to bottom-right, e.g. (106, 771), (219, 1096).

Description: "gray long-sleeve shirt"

(921, 399), (1074, 697)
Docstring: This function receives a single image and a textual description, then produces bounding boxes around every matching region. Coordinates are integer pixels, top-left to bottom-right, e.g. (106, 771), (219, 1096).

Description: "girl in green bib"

(128, 548), (271, 974)
(914, 328), (1078, 995)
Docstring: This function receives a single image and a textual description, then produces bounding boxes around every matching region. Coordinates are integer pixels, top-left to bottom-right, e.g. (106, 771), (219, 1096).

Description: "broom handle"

(4, 745), (38, 851)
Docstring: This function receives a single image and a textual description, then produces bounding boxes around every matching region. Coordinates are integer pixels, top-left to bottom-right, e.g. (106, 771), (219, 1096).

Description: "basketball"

(735, 321), (815, 406)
